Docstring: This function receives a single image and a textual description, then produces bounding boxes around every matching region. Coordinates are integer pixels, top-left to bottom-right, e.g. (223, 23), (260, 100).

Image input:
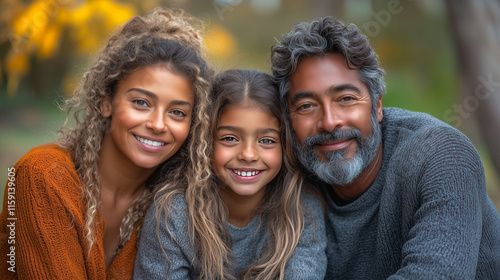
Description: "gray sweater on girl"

(321, 108), (500, 279)
(133, 192), (327, 279)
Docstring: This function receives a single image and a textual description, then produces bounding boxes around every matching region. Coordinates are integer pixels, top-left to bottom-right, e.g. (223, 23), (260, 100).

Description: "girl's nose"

(237, 142), (259, 162)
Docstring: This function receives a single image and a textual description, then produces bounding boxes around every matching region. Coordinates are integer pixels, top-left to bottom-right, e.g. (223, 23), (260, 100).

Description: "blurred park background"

(1, 0), (499, 212)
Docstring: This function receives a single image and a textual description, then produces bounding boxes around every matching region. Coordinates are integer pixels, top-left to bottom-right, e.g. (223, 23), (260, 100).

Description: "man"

(271, 16), (500, 279)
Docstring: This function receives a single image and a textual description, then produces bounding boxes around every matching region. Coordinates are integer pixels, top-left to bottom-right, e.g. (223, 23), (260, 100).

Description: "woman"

(0, 8), (212, 279)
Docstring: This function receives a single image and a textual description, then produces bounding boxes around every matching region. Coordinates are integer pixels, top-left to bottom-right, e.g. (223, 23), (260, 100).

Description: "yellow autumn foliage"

(68, 0), (136, 53)
(2, 0), (136, 95)
(204, 24), (237, 60)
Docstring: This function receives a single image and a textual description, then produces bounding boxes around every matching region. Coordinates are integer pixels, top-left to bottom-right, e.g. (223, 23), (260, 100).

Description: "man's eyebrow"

(290, 83), (362, 105)
(329, 84), (361, 94)
(290, 91), (314, 105)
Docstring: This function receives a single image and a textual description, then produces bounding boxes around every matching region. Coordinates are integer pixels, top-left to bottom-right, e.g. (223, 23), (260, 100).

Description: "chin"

(134, 159), (162, 170)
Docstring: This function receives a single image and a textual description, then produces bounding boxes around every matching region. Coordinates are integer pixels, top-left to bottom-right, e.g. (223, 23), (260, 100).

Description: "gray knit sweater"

(133, 191), (327, 279)
(321, 107), (500, 279)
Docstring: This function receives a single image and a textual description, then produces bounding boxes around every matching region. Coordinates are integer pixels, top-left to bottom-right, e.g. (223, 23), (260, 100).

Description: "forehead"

(219, 102), (280, 129)
(288, 53), (367, 98)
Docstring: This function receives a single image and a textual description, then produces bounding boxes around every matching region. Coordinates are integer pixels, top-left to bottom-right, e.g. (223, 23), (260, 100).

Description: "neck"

(221, 187), (266, 228)
(332, 143), (383, 201)
(99, 133), (155, 201)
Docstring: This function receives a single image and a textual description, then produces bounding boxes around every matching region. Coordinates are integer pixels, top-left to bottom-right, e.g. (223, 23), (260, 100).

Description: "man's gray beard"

(293, 113), (381, 186)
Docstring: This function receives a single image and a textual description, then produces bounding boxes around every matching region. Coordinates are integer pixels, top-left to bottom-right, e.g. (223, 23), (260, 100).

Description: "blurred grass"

(1, 91), (67, 205)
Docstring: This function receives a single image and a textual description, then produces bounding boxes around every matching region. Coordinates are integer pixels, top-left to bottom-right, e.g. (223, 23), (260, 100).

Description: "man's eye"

(340, 96), (355, 102)
(298, 104), (312, 110)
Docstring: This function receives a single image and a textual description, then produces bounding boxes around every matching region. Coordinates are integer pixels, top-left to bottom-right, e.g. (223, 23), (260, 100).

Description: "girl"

(134, 69), (326, 279)
(0, 8), (212, 279)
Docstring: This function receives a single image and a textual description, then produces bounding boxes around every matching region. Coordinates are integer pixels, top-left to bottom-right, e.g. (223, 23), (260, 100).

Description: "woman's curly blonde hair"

(57, 7), (213, 256)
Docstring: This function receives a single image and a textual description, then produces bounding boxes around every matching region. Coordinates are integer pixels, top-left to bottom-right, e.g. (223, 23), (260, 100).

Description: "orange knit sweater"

(1, 144), (140, 279)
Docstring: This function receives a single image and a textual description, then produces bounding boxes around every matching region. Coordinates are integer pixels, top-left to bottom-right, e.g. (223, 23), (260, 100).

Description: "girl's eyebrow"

(217, 126), (280, 135)
(127, 88), (192, 106)
(259, 128), (280, 135)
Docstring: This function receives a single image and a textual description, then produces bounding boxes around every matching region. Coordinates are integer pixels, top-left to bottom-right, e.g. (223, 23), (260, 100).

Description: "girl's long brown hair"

(156, 69), (306, 279)
(57, 8), (213, 256)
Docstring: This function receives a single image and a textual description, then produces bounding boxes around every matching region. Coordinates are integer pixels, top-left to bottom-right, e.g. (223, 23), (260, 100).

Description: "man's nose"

(319, 103), (343, 133)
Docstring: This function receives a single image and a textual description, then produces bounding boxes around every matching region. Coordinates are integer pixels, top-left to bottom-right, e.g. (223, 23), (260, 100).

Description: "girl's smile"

(229, 168), (264, 182)
(213, 101), (282, 198)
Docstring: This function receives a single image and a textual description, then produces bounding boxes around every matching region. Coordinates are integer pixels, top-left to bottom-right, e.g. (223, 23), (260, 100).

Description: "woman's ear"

(100, 96), (112, 117)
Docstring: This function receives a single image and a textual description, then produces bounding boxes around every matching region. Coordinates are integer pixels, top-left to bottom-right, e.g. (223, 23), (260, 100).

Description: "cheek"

(213, 145), (230, 168)
(110, 106), (142, 132)
(212, 145), (233, 179)
(291, 118), (312, 142)
(171, 122), (191, 143)
(349, 108), (373, 135)
(265, 148), (283, 175)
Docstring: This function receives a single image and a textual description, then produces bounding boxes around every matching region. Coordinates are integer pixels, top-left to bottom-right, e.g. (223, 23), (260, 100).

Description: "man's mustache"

(304, 128), (363, 148)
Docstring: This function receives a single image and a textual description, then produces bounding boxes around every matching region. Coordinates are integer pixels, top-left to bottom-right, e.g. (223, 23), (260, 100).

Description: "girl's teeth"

(234, 170), (259, 177)
(136, 136), (165, 147)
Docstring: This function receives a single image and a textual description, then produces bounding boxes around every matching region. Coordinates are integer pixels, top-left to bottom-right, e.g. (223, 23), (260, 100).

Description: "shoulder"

(382, 108), (482, 169)
(13, 143), (81, 198)
(145, 193), (188, 235)
(382, 107), (460, 141)
(301, 191), (326, 230)
(16, 143), (74, 172)
(301, 191), (324, 213)
(148, 192), (187, 219)
(382, 107), (468, 142)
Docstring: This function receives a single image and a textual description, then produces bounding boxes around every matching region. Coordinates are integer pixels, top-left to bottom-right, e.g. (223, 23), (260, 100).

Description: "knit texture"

(133, 192), (327, 279)
(0, 143), (140, 279)
(321, 108), (500, 279)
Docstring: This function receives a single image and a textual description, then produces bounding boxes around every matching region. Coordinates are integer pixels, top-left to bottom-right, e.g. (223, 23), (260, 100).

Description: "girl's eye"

(259, 138), (276, 145)
(133, 99), (149, 107)
(171, 110), (186, 117)
(221, 136), (238, 142)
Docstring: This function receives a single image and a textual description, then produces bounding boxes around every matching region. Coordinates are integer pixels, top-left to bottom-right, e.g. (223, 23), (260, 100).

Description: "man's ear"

(100, 96), (112, 118)
(376, 95), (383, 123)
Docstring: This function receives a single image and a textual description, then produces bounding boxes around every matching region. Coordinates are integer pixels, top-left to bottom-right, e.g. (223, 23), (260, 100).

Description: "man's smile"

(316, 139), (354, 152)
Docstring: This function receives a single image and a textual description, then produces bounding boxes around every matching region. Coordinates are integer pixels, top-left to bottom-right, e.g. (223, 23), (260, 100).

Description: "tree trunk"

(445, 0), (500, 183)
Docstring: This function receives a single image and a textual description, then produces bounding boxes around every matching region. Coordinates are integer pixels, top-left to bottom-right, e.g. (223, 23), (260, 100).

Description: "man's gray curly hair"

(271, 16), (386, 112)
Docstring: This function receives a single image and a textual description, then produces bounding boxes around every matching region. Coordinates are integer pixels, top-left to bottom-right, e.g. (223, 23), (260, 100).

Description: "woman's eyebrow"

(127, 88), (158, 101)
(127, 88), (192, 106)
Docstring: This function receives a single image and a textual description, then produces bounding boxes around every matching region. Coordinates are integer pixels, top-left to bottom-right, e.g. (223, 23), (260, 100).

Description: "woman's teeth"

(233, 170), (260, 177)
(135, 135), (165, 146)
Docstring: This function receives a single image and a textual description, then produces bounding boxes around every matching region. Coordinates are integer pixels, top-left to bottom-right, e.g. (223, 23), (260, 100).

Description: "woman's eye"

(221, 136), (238, 142)
(171, 110), (186, 117)
(133, 100), (149, 107)
(259, 138), (276, 144)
